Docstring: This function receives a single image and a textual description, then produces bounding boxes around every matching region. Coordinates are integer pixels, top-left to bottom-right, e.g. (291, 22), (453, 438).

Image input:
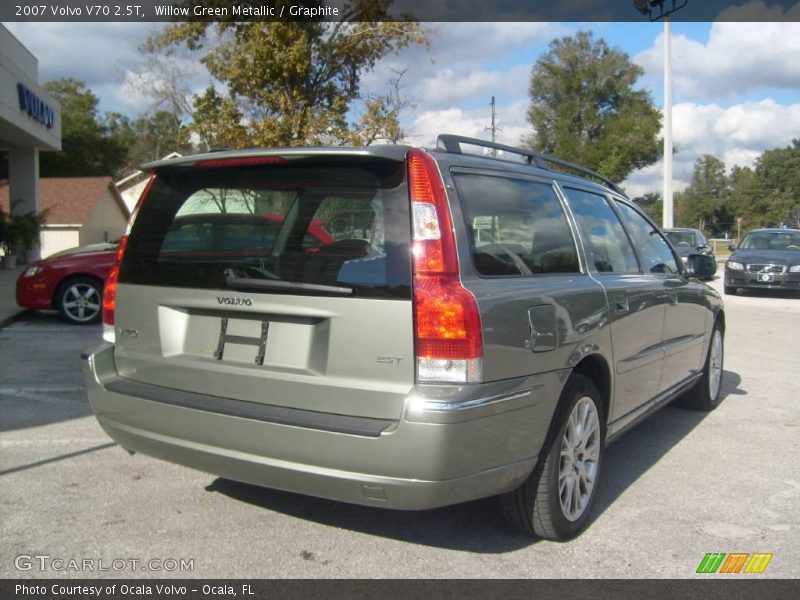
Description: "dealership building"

(0, 24), (61, 253)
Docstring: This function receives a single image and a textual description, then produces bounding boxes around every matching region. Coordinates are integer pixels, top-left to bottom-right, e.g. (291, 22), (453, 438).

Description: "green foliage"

(524, 31), (661, 183)
(13, 207), (48, 251)
(0, 200), (47, 253)
(191, 87), (249, 150)
(633, 192), (663, 223)
(674, 142), (800, 236)
(40, 78), (131, 177)
(675, 155), (732, 235)
(148, 1), (429, 148)
(750, 140), (800, 228)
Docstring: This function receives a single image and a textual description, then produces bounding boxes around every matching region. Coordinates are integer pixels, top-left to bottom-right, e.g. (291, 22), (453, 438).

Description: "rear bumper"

(83, 343), (560, 510)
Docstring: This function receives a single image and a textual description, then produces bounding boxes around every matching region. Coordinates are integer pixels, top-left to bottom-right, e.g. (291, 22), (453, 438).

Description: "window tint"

(564, 188), (639, 274)
(615, 201), (679, 275)
(160, 221), (214, 254)
(664, 230), (697, 247)
(120, 158), (411, 299)
(741, 231), (800, 250)
(454, 174), (579, 276)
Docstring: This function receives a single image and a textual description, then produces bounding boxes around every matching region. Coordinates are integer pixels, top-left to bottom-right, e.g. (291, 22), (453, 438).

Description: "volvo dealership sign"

(17, 83), (55, 129)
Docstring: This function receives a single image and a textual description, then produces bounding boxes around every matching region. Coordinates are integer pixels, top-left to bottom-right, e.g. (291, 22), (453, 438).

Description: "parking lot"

(1, 277), (798, 579)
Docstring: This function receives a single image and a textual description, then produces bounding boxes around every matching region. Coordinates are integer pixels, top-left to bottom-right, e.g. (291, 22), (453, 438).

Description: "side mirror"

(727, 244), (736, 252)
(686, 254), (717, 279)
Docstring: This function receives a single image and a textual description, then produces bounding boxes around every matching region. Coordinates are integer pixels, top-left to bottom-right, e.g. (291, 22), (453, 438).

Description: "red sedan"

(17, 214), (334, 324)
(16, 242), (117, 324)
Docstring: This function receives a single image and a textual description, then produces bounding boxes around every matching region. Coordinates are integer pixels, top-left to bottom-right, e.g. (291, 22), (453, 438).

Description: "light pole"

(663, 19), (673, 228)
(634, 1), (687, 229)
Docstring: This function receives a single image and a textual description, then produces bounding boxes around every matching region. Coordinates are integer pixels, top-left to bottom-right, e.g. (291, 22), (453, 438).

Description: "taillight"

(408, 149), (483, 383)
(102, 174), (153, 342)
(102, 235), (126, 328)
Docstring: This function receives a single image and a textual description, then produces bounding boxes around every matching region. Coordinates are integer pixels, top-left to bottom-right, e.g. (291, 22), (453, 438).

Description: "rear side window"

(453, 173), (580, 276)
(564, 188), (639, 274)
(120, 157), (411, 299)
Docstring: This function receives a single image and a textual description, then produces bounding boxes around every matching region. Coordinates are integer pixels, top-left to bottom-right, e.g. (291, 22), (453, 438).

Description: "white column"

(662, 20), (674, 229)
(8, 146), (41, 259)
(8, 146), (40, 215)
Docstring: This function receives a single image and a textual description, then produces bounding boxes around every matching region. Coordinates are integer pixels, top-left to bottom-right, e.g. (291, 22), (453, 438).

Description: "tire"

(676, 322), (724, 412)
(724, 284), (737, 295)
(56, 277), (103, 325)
(502, 374), (604, 540)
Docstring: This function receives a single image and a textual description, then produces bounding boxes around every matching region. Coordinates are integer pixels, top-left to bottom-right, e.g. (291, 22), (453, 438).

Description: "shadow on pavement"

(0, 311), (99, 433)
(208, 369), (745, 552)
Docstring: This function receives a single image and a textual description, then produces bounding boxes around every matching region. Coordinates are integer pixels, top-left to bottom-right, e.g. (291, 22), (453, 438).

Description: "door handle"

(614, 300), (629, 313)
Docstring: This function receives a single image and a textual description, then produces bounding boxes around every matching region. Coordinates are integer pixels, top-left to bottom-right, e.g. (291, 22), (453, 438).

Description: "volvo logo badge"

(216, 296), (253, 306)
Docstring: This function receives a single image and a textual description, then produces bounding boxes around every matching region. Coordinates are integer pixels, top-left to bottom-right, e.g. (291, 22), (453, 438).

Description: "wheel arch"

(570, 353), (612, 426)
(715, 307), (726, 333)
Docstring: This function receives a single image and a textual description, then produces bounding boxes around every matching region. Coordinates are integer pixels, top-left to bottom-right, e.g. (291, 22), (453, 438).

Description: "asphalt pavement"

(1, 280), (798, 579)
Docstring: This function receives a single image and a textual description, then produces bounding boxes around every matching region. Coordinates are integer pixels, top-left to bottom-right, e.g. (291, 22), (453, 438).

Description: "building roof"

(0, 177), (129, 225)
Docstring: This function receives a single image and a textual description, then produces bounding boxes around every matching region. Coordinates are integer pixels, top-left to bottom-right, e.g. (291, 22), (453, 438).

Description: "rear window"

(119, 157), (411, 299)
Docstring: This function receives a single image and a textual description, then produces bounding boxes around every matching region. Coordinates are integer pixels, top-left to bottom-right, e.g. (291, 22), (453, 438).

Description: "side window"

(615, 201), (680, 275)
(564, 188), (639, 274)
(160, 221), (214, 254)
(219, 221), (277, 253)
(453, 173), (579, 276)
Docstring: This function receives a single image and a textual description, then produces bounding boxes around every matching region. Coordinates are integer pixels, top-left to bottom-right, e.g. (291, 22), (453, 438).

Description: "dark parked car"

(724, 228), (800, 294)
(664, 227), (714, 259)
(664, 228), (716, 280)
(83, 136), (723, 541)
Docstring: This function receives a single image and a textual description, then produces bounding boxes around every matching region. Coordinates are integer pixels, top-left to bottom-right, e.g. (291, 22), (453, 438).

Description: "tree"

(524, 31), (661, 183)
(191, 87), (250, 151)
(120, 111), (194, 172)
(147, 1), (428, 148)
(750, 140), (800, 228)
(40, 78), (131, 177)
(632, 192), (662, 223)
(676, 155), (732, 235)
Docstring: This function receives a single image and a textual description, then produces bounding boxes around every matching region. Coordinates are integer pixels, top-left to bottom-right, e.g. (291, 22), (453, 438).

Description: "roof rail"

(435, 134), (624, 196)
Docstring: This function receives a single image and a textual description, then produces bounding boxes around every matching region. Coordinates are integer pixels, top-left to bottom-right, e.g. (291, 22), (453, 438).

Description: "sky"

(5, 0), (800, 197)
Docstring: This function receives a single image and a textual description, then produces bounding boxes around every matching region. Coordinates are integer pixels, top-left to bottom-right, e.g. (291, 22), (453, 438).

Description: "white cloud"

(415, 65), (530, 110)
(404, 99), (530, 148)
(5, 22), (157, 88)
(625, 99), (800, 196)
(673, 99), (800, 161)
(635, 17), (800, 101)
(363, 22), (566, 101)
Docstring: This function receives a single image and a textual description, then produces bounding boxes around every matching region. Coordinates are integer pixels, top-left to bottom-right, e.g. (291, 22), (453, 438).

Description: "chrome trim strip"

(411, 388), (534, 413)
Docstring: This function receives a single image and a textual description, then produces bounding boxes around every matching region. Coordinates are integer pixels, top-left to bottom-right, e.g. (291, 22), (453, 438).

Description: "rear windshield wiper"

(224, 269), (353, 295)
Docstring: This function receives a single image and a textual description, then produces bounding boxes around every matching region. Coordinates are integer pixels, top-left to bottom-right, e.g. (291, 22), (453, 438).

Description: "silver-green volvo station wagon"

(83, 135), (724, 540)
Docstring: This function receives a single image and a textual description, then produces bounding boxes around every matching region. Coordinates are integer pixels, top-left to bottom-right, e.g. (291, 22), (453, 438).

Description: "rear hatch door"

(113, 151), (414, 421)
